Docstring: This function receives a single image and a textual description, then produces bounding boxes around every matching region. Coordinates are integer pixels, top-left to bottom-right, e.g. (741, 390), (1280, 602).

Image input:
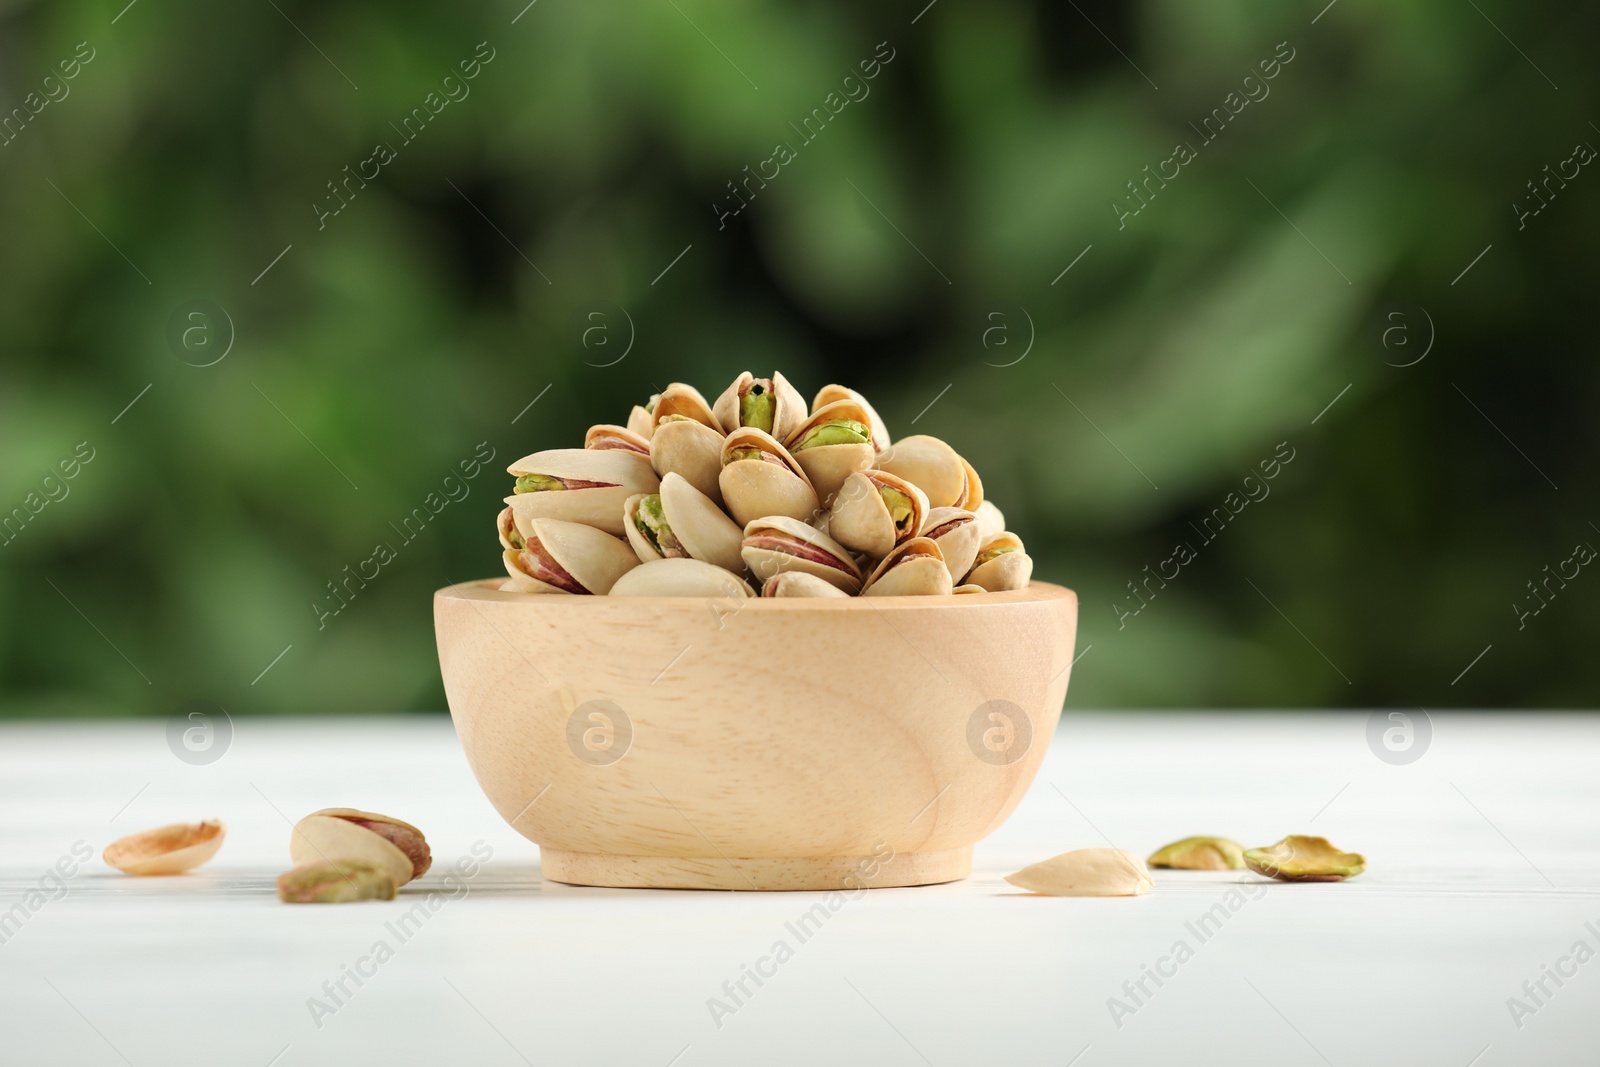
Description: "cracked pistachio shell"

(761, 572), (851, 598)
(497, 506), (523, 553)
(584, 423), (652, 458)
(650, 417), (726, 507)
(103, 819), (225, 875)
(863, 537), (953, 597)
(964, 532), (1033, 592)
(278, 859), (396, 904)
(919, 507), (982, 585)
(650, 383), (720, 431)
(828, 470), (928, 558)
(290, 809), (430, 887)
(959, 456), (984, 511)
(503, 518), (640, 595)
(974, 500), (1006, 540)
(719, 428), (820, 528)
(623, 474), (744, 572)
(784, 398), (876, 505)
(1243, 835), (1366, 882)
(813, 384), (891, 453)
(740, 514), (862, 594)
(610, 557), (755, 598)
(1005, 849), (1153, 897)
(874, 435), (969, 509)
(504, 448), (659, 537)
(626, 401), (656, 439)
(952, 583), (987, 594)
(1148, 836), (1247, 870)
(712, 371), (808, 442)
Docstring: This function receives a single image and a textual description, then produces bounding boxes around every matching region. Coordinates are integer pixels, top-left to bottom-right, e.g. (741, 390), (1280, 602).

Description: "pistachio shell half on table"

(103, 819), (225, 875)
(506, 447), (659, 537)
(1005, 848), (1153, 897)
(761, 572), (852, 597)
(503, 517), (640, 595)
(784, 398), (877, 505)
(1243, 835), (1366, 882)
(964, 531), (1033, 592)
(812, 383), (891, 453)
(1148, 836), (1247, 871)
(919, 506), (982, 585)
(610, 557), (755, 598)
(862, 537), (953, 597)
(741, 514), (863, 594)
(584, 423), (652, 458)
(623, 474), (746, 573)
(874, 435), (972, 509)
(828, 470), (929, 558)
(496, 506), (524, 552)
(719, 428), (821, 528)
(290, 808), (432, 887)
(277, 859), (396, 904)
(712, 371), (809, 442)
(974, 499), (1006, 540)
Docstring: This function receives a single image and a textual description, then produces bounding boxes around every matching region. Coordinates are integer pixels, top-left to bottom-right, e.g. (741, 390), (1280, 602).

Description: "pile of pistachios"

(497, 374), (1033, 597)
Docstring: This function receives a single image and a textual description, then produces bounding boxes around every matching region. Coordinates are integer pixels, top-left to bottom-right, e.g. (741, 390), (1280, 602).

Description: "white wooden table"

(1, 712), (1594, 1066)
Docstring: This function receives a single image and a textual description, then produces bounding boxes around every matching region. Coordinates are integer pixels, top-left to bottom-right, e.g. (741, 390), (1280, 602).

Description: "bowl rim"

(435, 578), (1076, 611)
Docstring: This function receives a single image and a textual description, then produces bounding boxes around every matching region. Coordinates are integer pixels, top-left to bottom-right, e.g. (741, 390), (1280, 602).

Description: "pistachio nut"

(496, 506), (524, 552)
(919, 506), (982, 584)
(626, 398), (657, 439)
(964, 532), (1033, 592)
(290, 808), (431, 887)
(812, 384), (890, 453)
(650, 406), (726, 508)
(584, 423), (652, 458)
(103, 819), (226, 876)
(862, 537), (953, 597)
(783, 398), (877, 504)
(973, 499), (1006, 540)
(952, 583), (988, 594)
(1004, 848), (1153, 897)
(503, 517), (640, 595)
(873, 434), (975, 509)
(622, 473), (744, 573)
(761, 572), (852, 597)
(1243, 835), (1366, 882)
(828, 469), (929, 558)
(277, 859), (396, 904)
(718, 428), (821, 528)
(1147, 836), (1247, 871)
(740, 514), (863, 594)
(610, 557), (755, 598)
(713, 371), (809, 441)
(505, 447), (659, 537)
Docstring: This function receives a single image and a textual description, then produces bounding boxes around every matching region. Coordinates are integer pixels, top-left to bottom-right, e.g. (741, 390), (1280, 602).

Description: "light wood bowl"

(434, 579), (1078, 890)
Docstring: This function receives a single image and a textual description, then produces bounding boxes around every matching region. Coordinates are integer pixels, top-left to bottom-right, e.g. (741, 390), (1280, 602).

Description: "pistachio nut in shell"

(103, 819), (225, 875)
(828, 469), (928, 558)
(784, 398), (876, 504)
(626, 400), (657, 439)
(712, 371), (808, 441)
(650, 415), (726, 507)
(874, 434), (968, 509)
(610, 557), (755, 598)
(584, 423), (651, 458)
(290, 810), (429, 887)
(1005, 848), (1153, 897)
(919, 506), (982, 584)
(650, 382), (720, 431)
(718, 427), (820, 528)
(496, 506), (524, 553)
(505, 447), (658, 537)
(952, 583), (987, 594)
(740, 514), (862, 594)
(862, 537), (953, 597)
(277, 859), (396, 904)
(813, 383), (890, 453)
(974, 499), (1006, 540)
(1243, 835), (1365, 882)
(622, 473), (744, 572)
(761, 572), (851, 597)
(1148, 836), (1247, 871)
(958, 456), (985, 511)
(503, 518), (639, 595)
(965, 532), (1033, 592)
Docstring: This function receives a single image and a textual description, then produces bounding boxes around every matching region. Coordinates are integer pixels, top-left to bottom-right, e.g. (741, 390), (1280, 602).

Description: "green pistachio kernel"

(657, 413), (693, 425)
(726, 445), (768, 464)
(880, 487), (916, 536)
(515, 474), (566, 494)
(740, 383), (776, 434)
(633, 495), (685, 557)
(974, 543), (1020, 566)
(794, 419), (869, 450)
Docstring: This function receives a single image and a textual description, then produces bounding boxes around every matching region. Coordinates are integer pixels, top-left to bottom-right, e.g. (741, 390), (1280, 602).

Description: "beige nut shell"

(103, 819), (225, 875)
(290, 814), (417, 887)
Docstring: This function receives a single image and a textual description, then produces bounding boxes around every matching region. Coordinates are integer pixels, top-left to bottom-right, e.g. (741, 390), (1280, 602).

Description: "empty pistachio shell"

(1148, 836), (1247, 870)
(277, 859), (396, 904)
(650, 415), (726, 507)
(103, 819), (225, 875)
(626, 398), (657, 439)
(290, 809), (431, 887)
(1005, 848), (1152, 896)
(1243, 835), (1365, 882)
(761, 572), (852, 597)
(609, 557), (755, 598)
(953, 583), (987, 594)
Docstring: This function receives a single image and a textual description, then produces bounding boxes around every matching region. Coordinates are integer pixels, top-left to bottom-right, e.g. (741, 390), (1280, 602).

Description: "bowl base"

(541, 847), (972, 891)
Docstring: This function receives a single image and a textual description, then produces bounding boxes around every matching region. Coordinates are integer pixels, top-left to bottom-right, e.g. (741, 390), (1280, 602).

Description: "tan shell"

(952, 583), (987, 594)
(496, 506), (523, 552)
(718, 428), (821, 528)
(761, 572), (851, 598)
(920, 506), (982, 585)
(740, 514), (863, 594)
(965, 531), (1032, 592)
(103, 819), (225, 875)
(784, 398), (876, 505)
(303, 807), (431, 880)
(974, 499), (1006, 540)
(503, 517), (640, 594)
(505, 448), (659, 537)
(291, 814), (417, 887)
(712, 371), (809, 442)
(862, 537), (953, 597)
(622, 474), (745, 573)
(828, 470), (929, 559)
(610, 557), (755, 598)
(584, 424), (651, 457)
(1005, 848), (1152, 896)
(874, 435), (968, 509)
(813, 384), (891, 453)
(960, 456), (985, 511)
(626, 402), (656, 439)
(651, 382), (719, 430)
(651, 417), (726, 507)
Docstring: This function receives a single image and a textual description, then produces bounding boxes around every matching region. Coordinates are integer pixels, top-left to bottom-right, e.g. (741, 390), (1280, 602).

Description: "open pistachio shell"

(623, 474), (745, 573)
(1005, 848), (1153, 896)
(505, 448), (659, 537)
(953, 583), (987, 594)
(965, 532), (1032, 592)
(651, 383), (720, 430)
(1243, 835), (1366, 882)
(497, 506), (524, 553)
(862, 537), (953, 597)
(959, 456), (985, 511)
(626, 401), (657, 439)
(874, 435), (968, 509)
(712, 371), (809, 442)
(103, 819), (225, 875)
(290, 814), (418, 887)
(305, 807), (432, 880)
(974, 499), (1006, 540)
(784, 398), (876, 505)
(504, 518), (639, 594)
(584, 423), (652, 458)
(741, 514), (863, 594)
(651, 417), (726, 507)
(1148, 836), (1247, 870)
(919, 506), (982, 585)
(813, 384), (890, 453)
(610, 557), (755, 598)
(761, 572), (851, 597)
(719, 428), (820, 528)
(828, 470), (929, 558)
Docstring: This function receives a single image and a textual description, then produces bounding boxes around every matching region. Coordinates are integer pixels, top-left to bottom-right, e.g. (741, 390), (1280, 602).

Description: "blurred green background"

(2, 0), (1594, 716)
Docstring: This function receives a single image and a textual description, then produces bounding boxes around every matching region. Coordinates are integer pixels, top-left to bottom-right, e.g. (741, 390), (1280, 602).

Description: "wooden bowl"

(434, 579), (1078, 890)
